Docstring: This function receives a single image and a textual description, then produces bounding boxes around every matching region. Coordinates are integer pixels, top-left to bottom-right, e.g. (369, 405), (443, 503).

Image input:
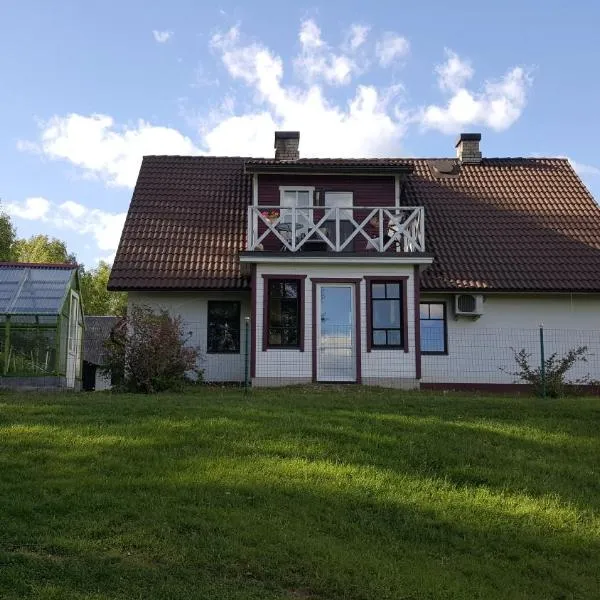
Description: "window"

(370, 281), (403, 348)
(267, 279), (302, 348)
(207, 301), (240, 353)
(280, 187), (313, 226)
(420, 302), (447, 354)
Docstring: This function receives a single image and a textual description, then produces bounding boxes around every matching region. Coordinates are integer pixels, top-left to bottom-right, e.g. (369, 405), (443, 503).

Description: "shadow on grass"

(1, 471), (598, 600)
(1, 388), (599, 599)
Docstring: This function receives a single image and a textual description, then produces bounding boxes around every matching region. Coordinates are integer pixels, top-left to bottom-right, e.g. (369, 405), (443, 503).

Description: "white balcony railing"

(247, 205), (425, 253)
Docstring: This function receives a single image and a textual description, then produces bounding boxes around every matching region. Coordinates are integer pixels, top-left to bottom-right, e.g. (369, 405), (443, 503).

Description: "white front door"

(316, 284), (356, 382)
(66, 292), (82, 388)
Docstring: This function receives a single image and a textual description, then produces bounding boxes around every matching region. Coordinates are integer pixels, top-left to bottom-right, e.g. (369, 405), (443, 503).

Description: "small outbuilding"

(83, 316), (118, 391)
(0, 263), (83, 389)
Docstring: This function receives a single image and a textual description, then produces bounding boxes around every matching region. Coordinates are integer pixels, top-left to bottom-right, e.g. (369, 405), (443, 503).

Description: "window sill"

(369, 345), (405, 351)
(207, 351), (241, 355)
(265, 346), (303, 351)
(422, 351), (448, 356)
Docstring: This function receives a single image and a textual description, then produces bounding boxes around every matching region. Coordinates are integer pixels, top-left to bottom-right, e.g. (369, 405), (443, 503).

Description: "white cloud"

(19, 113), (201, 188)
(375, 32), (410, 67)
(21, 20), (532, 184)
(435, 48), (473, 92)
(152, 30), (173, 43)
(421, 50), (532, 133)
(293, 19), (360, 85)
(208, 24), (407, 157)
(5, 197), (126, 252)
(568, 159), (600, 177)
(4, 197), (50, 220)
(346, 24), (369, 51)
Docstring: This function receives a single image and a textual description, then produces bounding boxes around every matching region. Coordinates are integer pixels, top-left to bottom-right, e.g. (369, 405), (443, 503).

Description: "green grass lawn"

(0, 387), (599, 599)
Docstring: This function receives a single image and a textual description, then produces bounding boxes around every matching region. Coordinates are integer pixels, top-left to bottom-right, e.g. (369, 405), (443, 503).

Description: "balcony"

(247, 205), (425, 253)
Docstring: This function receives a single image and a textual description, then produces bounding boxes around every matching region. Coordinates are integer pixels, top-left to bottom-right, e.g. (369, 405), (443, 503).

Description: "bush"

(505, 345), (599, 397)
(103, 305), (199, 393)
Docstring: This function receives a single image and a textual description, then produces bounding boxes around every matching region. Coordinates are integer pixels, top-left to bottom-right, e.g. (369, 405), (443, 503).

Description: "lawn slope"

(0, 388), (599, 599)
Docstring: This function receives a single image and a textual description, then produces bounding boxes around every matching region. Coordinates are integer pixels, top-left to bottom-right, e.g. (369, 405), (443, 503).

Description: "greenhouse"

(0, 263), (83, 389)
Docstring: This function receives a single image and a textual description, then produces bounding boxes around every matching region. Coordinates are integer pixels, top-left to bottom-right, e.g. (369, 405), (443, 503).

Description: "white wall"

(128, 291), (251, 382)
(255, 263), (417, 385)
(420, 293), (600, 383)
(95, 370), (112, 391)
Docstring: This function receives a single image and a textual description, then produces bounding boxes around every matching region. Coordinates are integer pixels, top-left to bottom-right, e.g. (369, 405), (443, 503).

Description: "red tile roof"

(108, 155), (600, 293)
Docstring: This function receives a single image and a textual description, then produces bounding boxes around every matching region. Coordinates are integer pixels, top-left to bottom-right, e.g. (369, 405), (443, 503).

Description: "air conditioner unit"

(454, 294), (484, 317)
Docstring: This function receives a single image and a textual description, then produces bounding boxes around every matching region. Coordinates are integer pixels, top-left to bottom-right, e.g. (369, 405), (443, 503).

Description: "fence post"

(244, 317), (250, 393)
(539, 323), (546, 398)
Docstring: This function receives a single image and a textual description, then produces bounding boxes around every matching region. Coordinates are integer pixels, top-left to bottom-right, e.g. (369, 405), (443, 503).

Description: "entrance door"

(66, 291), (82, 388)
(316, 284), (356, 382)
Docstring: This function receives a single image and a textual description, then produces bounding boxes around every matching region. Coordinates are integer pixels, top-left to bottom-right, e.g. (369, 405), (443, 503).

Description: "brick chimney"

(455, 133), (482, 164)
(274, 131), (300, 160)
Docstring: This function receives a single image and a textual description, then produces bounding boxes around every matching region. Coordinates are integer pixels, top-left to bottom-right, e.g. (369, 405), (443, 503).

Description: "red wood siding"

(257, 174), (396, 206)
(255, 174), (396, 252)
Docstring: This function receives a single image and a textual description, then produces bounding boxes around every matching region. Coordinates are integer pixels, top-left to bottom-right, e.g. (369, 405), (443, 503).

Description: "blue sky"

(1, 0), (599, 266)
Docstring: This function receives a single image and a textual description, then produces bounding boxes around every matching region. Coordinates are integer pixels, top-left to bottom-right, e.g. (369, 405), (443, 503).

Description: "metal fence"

(1, 322), (599, 394)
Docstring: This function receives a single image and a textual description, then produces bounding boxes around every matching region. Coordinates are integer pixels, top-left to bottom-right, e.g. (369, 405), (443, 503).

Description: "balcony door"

(324, 192), (353, 250)
(316, 283), (356, 382)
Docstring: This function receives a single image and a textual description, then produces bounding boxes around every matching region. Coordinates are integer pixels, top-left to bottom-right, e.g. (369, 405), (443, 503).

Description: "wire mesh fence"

(2, 321), (599, 394)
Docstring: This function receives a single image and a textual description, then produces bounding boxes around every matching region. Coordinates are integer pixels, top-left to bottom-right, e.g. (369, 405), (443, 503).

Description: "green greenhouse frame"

(0, 263), (84, 389)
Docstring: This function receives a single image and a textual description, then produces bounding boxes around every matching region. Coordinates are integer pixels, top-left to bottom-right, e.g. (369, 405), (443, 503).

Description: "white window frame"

(278, 186), (315, 226)
(324, 191), (353, 221)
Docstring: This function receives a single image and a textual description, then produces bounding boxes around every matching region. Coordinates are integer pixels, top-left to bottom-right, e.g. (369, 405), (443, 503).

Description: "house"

(82, 316), (118, 391)
(108, 132), (600, 389)
(0, 262), (83, 389)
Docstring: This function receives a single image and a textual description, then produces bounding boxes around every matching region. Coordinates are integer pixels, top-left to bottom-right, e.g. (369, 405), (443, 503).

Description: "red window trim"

(310, 278), (362, 384)
(419, 300), (448, 356)
(262, 274), (307, 351)
(413, 265), (421, 379)
(365, 276), (409, 353)
(250, 264), (257, 378)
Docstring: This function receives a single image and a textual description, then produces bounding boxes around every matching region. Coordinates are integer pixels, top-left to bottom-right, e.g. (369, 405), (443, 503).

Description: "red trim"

(310, 278), (362, 384)
(250, 264), (257, 378)
(421, 383), (533, 395)
(414, 265), (421, 379)
(261, 274), (307, 351)
(364, 276), (409, 353)
(421, 382), (600, 395)
(311, 283), (317, 382)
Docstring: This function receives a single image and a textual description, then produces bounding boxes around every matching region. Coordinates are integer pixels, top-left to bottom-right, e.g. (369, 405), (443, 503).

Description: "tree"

(80, 261), (127, 316)
(0, 202), (16, 261)
(11, 234), (76, 264)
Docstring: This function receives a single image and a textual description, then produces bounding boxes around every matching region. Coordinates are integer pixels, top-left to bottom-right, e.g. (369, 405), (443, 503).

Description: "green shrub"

(103, 305), (199, 393)
(505, 346), (598, 397)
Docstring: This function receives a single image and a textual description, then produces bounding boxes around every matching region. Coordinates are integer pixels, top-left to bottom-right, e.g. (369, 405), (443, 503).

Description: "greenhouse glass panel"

(0, 266), (74, 315)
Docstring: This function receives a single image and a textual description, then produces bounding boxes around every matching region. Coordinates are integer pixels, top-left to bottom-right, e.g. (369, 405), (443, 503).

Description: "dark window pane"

(421, 320), (445, 353)
(429, 303), (444, 319)
(372, 330), (386, 345)
(387, 330), (401, 345)
(386, 283), (400, 298)
(284, 281), (298, 298)
(372, 283), (386, 298)
(373, 299), (400, 328)
(267, 279), (301, 347)
(207, 301), (240, 353)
